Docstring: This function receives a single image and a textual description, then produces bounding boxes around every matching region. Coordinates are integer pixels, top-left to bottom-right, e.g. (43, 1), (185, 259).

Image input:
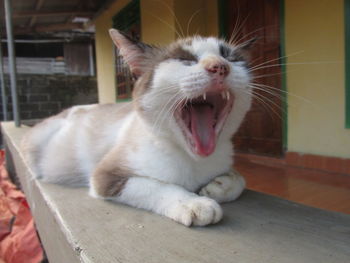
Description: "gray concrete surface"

(2, 121), (350, 263)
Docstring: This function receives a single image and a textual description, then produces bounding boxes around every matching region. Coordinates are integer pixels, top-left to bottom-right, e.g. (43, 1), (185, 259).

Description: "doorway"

(225, 0), (284, 156)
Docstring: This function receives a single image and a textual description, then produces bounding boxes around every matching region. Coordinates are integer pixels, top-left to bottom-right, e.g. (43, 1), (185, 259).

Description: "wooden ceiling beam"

(35, 23), (84, 32)
(14, 23), (84, 34)
(29, 0), (46, 27)
(13, 10), (94, 18)
(65, 0), (85, 24)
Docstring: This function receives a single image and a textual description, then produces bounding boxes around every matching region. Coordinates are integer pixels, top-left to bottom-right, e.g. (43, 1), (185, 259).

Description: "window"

(113, 0), (140, 101)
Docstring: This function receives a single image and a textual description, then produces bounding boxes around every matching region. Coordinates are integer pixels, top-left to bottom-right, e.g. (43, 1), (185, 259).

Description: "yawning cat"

(21, 29), (253, 226)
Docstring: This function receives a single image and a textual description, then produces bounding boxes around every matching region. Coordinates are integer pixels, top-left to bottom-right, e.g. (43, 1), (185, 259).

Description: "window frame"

(345, 0), (350, 128)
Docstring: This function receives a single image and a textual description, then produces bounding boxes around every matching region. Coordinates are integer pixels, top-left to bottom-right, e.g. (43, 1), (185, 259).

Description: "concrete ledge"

(2, 121), (350, 263)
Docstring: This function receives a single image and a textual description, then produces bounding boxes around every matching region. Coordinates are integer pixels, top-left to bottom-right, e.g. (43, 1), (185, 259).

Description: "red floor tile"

(235, 156), (350, 215)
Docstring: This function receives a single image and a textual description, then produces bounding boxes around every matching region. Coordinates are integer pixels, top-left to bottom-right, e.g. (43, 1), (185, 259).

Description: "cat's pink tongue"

(190, 104), (216, 156)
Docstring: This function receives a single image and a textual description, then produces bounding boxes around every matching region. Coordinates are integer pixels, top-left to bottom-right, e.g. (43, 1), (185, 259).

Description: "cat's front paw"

(166, 197), (223, 227)
(199, 170), (246, 203)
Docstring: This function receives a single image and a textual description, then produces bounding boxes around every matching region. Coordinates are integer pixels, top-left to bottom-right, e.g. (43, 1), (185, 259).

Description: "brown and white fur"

(21, 29), (253, 226)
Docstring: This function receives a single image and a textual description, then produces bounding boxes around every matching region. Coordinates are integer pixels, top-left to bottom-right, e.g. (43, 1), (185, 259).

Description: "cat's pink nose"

(206, 63), (229, 78)
(200, 56), (230, 82)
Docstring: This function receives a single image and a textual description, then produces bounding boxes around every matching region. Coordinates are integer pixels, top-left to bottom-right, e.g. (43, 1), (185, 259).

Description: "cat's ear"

(235, 37), (256, 61)
(109, 29), (153, 77)
(237, 37), (256, 51)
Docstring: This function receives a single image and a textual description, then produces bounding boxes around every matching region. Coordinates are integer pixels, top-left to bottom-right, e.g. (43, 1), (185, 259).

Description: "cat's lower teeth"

(186, 102), (213, 108)
(221, 91), (230, 100)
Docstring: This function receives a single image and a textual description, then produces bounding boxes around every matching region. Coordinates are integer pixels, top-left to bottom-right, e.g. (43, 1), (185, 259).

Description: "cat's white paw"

(199, 171), (246, 203)
(166, 197), (223, 227)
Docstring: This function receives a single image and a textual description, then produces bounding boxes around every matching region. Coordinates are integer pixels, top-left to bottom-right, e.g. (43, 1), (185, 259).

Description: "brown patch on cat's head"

(109, 30), (199, 111)
(165, 44), (197, 62)
(132, 41), (198, 112)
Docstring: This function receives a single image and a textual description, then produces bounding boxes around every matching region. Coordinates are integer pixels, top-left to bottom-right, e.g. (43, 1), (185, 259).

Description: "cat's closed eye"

(178, 58), (197, 66)
(226, 55), (244, 63)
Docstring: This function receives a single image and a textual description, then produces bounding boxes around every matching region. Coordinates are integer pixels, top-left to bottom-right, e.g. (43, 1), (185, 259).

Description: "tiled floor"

(235, 156), (350, 215)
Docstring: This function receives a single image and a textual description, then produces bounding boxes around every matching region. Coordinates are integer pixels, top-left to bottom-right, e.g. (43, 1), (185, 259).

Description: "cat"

(21, 29), (253, 226)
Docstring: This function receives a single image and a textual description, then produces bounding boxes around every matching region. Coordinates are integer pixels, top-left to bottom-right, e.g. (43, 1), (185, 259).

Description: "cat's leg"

(90, 172), (223, 226)
(199, 168), (246, 203)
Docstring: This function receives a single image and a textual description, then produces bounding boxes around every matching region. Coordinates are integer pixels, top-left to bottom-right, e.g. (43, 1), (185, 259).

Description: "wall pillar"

(4, 0), (20, 126)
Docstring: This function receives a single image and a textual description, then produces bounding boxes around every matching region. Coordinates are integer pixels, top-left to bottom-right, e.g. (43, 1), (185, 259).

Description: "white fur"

(22, 35), (251, 226)
(110, 177), (223, 226)
(199, 169), (246, 203)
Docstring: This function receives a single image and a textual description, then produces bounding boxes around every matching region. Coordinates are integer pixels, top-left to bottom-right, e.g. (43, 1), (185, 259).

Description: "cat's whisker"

(232, 25), (276, 46)
(234, 84), (285, 120)
(151, 0), (185, 38)
(248, 86), (294, 109)
(229, 15), (249, 45)
(152, 90), (182, 134)
(252, 71), (288, 80)
(252, 90), (286, 116)
(186, 9), (202, 36)
(233, 86), (281, 120)
(194, 28), (200, 36)
(228, 2), (241, 43)
(234, 37), (256, 50)
(250, 91), (284, 121)
(229, 8), (250, 44)
(155, 95), (185, 135)
(249, 60), (342, 73)
(152, 87), (177, 95)
(140, 86), (183, 108)
(249, 50), (304, 71)
(251, 82), (312, 105)
(171, 97), (186, 117)
(248, 63), (285, 73)
(254, 94), (282, 121)
(223, 1), (238, 42)
(145, 11), (183, 39)
(249, 85), (286, 101)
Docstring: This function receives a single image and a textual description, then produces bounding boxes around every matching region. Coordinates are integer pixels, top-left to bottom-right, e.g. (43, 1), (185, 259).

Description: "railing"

(3, 57), (79, 75)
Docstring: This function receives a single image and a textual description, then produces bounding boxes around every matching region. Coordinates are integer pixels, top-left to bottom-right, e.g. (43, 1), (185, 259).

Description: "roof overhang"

(0, 0), (115, 39)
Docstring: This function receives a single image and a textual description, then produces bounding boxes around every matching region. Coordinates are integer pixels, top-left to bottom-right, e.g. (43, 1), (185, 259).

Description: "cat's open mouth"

(175, 91), (234, 157)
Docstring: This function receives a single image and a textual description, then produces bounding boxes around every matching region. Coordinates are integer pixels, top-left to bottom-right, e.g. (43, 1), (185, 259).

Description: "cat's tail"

(21, 110), (68, 179)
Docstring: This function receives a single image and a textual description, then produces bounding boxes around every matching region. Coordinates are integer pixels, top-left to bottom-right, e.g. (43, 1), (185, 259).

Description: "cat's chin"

(174, 90), (234, 157)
